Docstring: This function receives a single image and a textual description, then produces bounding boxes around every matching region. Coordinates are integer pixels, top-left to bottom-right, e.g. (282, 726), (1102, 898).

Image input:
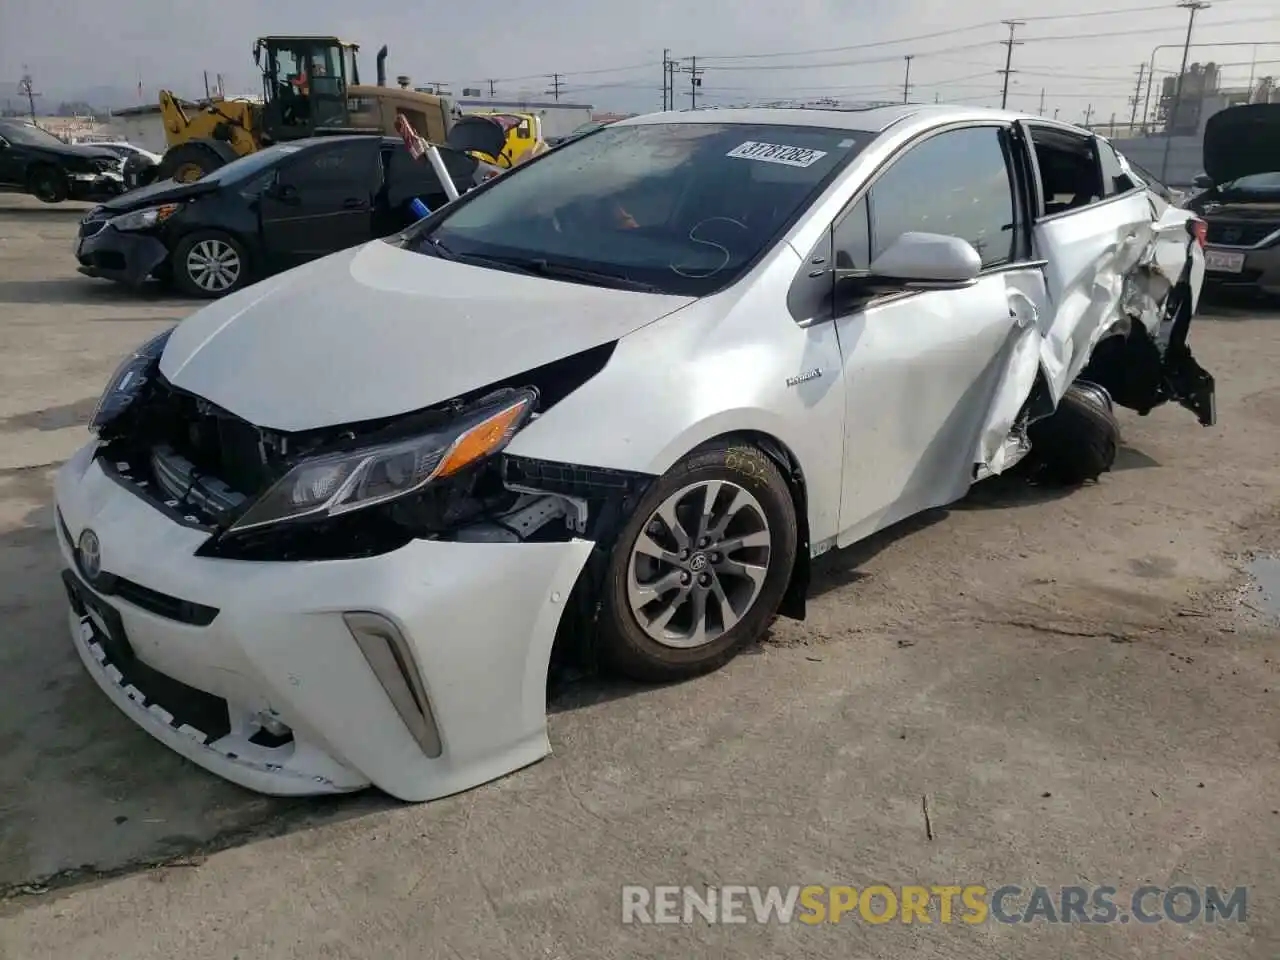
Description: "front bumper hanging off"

(54, 442), (593, 801)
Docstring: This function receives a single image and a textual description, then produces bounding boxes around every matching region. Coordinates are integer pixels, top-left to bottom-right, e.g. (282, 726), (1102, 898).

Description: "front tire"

(27, 164), (68, 203)
(598, 440), (798, 682)
(172, 231), (249, 298)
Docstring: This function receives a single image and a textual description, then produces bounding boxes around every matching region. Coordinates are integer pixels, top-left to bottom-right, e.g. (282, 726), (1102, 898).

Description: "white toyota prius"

(55, 105), (1215, 801)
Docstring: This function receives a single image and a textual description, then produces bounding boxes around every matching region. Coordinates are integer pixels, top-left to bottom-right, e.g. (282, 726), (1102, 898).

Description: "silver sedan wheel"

(185, 238), (241, 292)
(627, 479), (772, 649)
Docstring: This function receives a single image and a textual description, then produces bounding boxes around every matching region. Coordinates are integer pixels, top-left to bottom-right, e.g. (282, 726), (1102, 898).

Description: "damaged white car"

(55, 106), (1214, 801)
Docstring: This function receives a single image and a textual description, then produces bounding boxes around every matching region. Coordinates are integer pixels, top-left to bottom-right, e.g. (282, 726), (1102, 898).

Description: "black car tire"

(1027, 381), (1120, 485)
(172, 231), (250, 299)
(158, 143), (225, 183)
(597, 440), (798, 682)
(27, 164), (69, 203)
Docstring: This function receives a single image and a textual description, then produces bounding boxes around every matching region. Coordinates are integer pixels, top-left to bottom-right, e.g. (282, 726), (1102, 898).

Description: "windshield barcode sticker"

(726, 141), (828, 167)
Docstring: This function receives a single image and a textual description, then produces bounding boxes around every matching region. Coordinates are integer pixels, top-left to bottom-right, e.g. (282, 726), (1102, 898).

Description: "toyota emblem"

(78, 528), (102, 581)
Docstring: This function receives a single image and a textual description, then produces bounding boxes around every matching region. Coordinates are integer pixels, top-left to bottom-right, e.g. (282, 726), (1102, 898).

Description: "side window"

(279, 141), (374, 189)
(1028, 126), (1105, 216)
(832, 196), (870, 270)
(1097, 139), (1138, 196)
(868, 126), (1014, 269)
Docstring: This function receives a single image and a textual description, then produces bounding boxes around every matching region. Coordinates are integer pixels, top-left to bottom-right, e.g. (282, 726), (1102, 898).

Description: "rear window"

(411, 121), (871, 296)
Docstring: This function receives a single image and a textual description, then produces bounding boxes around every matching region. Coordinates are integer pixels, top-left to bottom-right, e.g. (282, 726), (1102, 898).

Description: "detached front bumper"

(53, 442), (592, 801)
(75, 223), (170, 287)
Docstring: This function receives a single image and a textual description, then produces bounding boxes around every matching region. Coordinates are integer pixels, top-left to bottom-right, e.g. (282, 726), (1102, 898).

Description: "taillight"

(1188, 218), (1207, 248)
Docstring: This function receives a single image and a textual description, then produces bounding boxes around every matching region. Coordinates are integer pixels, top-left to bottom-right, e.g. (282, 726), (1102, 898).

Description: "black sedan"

(1185, 103), (1280, 299)
(0, 118), (125, 203)
(75, 135), (486, 298)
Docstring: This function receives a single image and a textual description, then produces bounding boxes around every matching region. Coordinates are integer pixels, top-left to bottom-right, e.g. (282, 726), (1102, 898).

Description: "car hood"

(1203, 103), (1280, 185)
(22, 141), (120, 162)
(159, 240), (696, 432)
(99, 177), (219, 212)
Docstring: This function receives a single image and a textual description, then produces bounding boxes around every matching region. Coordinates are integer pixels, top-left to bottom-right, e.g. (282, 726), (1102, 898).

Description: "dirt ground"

(0, 195), (1277, 959)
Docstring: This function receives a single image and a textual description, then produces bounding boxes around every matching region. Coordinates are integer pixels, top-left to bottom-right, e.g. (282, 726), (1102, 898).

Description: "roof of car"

(617, 104), (1053, 135)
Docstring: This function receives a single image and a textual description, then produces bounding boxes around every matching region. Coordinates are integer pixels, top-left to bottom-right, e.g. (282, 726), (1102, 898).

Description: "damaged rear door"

(972, 122), (1215, 477)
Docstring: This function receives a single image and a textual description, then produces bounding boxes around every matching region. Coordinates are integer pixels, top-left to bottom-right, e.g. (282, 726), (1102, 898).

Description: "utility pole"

(682, 56), (703, 109)
(1038, 88), (1046, 115)
(547, 73), (563, 101)
(1083, 103), (1093, 127)
(1128, 63), (1146, 128)
(668, 58), (678, 109)
(902, 55), (913, 104)
(662, 49), (672, 110)
(1160, 0), (1210, 183)
(998, 20), (1024, 109)
(486, 79), (497, 97)
(18, 67), (39, 123)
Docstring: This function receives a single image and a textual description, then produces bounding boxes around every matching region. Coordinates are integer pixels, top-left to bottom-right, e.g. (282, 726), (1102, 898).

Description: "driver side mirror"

(839, 232), (982, 291)
(1192, 172), (1214, 190)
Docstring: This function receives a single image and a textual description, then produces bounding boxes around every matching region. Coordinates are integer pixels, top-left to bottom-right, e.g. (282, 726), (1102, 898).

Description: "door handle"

(342, 198), (365, 210)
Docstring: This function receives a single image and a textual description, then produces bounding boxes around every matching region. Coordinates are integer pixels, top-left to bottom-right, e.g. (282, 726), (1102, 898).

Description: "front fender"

(504, 264), (848, 548)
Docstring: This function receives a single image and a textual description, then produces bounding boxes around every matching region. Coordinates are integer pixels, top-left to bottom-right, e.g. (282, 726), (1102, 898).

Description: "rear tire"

(1027, 381), (1119, 485)
(597, 440), (798, 682)
(27, 164), (68, 203)
(172, 231), (249, 298)
(158, 143), (226, 183)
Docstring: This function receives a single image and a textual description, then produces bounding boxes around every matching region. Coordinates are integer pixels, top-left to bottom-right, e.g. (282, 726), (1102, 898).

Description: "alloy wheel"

(626, 479), (772, 649)
(185, 239), (241, 293)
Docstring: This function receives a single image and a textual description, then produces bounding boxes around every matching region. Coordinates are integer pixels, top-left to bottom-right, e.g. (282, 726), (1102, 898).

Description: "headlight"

(89, 326), (175, 434)
(108, 204), (179, 232)
(228, 388), (537, 533)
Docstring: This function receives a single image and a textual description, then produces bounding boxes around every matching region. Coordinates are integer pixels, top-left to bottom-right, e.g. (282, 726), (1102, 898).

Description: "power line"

(998, 20), (1025, 109)
(695, 0), (1259, 62)
(488, 2), (1272, 91)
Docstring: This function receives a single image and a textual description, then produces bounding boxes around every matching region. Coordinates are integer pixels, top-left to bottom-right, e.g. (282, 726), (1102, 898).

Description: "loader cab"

(255, 36), (357, 141)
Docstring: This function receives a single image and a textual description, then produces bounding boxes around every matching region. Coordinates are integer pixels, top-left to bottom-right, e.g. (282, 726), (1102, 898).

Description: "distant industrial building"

(1156, 62), (1279, 137)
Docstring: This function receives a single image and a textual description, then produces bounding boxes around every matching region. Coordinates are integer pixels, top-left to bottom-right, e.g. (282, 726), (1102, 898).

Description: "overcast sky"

(2, 0), (1278, 125)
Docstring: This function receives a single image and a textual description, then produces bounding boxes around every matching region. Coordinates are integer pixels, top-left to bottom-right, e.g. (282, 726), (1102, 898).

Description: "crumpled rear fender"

(974, 196), (1214, 477)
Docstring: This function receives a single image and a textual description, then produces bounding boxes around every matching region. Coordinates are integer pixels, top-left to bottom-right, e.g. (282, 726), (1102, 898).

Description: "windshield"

(0, 121), (65, 148)
(1221, 172), (1280, 192)
(200, 143), (303, 183)
(408, 121), (871, 296)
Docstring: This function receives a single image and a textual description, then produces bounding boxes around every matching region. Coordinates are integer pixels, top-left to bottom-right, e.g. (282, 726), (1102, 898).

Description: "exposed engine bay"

(92, 341), (653, 565)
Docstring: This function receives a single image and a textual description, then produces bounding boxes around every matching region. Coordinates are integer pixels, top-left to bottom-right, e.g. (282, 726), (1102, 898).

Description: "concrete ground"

(0, 195), (1277, 959)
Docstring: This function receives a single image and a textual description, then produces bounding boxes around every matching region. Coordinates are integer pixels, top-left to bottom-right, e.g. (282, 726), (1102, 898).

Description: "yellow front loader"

(152, 37), (455, 183)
